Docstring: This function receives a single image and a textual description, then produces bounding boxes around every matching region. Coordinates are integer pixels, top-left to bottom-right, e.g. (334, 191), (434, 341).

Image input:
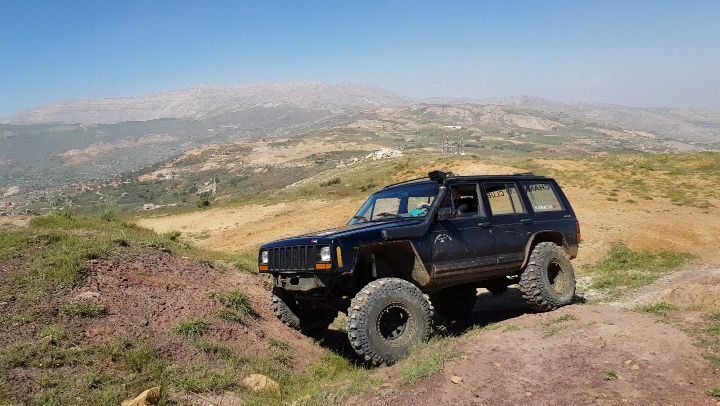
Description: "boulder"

(121, 386), (161, 406)
(243, 374), (280, 393)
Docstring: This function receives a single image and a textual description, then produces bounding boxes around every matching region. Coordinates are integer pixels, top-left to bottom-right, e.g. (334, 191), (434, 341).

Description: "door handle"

(520, 218), (534, 225)
(478, 221), (492, 228)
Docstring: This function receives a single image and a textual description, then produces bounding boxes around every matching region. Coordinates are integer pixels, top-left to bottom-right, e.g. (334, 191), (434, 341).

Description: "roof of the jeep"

(382, 173), (553, 190)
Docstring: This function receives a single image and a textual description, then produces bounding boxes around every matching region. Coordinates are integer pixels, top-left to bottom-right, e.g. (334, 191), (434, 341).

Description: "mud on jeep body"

(259, 171), (580, 365)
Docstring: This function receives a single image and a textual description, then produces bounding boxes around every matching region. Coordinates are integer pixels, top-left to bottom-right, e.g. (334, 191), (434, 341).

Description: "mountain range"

(1, 82), (719, 193)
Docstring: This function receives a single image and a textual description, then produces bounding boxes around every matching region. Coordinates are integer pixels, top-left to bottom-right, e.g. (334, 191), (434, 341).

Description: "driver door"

(430, 183), (495, 279)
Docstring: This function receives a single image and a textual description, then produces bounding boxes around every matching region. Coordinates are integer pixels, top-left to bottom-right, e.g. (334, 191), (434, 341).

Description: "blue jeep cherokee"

(259, 171), (580, 365)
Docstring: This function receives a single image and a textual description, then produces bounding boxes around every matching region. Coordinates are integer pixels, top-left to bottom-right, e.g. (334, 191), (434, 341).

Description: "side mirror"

(436, 207), (456, 221)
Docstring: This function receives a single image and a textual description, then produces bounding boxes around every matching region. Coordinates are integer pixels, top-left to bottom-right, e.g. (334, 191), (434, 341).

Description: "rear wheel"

(519, 242), (576, 311)
(271, 288), (337, 335)
(347, 278), (433, 365)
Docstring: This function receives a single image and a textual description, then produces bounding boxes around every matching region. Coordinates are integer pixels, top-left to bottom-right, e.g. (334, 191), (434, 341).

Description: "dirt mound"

(359, 301), (719, 405)
(613, 265), (720, 312)
(67, 248), (323, 369)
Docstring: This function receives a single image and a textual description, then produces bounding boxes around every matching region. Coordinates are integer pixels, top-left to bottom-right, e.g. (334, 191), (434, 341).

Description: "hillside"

(3, 152), (720, 405)
(1, 83), (719, 206)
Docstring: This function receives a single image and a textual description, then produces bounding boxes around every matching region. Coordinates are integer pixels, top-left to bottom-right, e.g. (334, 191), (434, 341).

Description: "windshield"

(349, 182), (440, 224)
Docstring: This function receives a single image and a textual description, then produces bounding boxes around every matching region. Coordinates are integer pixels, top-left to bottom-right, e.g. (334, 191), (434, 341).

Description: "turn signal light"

(577, 222), (583, 243)
(258, 265), (269, 272)
(315, 263), (332, 270)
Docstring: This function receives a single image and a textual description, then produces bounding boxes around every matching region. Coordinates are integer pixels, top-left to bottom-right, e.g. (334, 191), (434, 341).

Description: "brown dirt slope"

(74, 249), (322, 366)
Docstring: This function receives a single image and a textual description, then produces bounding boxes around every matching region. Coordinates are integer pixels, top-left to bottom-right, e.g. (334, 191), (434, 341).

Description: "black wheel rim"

(377, 303), (410, 341)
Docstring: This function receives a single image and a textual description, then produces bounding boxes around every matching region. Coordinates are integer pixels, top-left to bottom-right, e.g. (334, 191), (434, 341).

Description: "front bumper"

(272, 273), (333, 292)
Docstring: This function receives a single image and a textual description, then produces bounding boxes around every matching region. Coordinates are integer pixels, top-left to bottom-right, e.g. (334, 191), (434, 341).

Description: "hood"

(260, 218), (423, 249)
(304, 219), (422, 239)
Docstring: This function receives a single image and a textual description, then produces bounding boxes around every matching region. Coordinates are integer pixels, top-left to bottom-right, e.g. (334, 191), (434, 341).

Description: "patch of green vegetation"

(212, 290), (256, 324)
(99, 207), (120, 222)
(549, 314), (576, 324)
(400, 339), (460, 385)
(170, 365), (238, 393)
(710, 355), (720, 369)
(582, 243), (694, 299)
(270, 339), (294, 366)
(603, 370), (618, 381)
(0, 230), (32, 260)
(59, 302), (107, 319)
(543, 314), (576, 338)
(319, 177), (341, 187)
(175, 318), (210, 340)
(198, 341), (234, 360)
(246, 352), (377, 406)
(476, 322), (503, 331)
(637, 302), (678, 317)
(708, 387), (720, 397)
(503, 324), (521, 332)
(215, 290), (252, 312)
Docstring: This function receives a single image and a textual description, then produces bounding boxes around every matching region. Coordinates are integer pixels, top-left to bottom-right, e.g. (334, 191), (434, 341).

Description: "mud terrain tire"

(430, 285), (477, 320)
(347, 278), (433, 366)
(271, 289), (337, 335)
(519, 242), (576, 311)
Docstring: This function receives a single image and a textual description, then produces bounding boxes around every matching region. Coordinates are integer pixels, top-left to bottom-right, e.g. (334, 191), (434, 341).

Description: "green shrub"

(175, 318), (210, 339)
(604, 370), (618, 381)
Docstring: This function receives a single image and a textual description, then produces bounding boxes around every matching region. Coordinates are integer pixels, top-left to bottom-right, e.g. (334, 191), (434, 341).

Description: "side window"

(484, 183), (526, 216)
(522, 181), (565, 213)
(445, 183), (486, 217)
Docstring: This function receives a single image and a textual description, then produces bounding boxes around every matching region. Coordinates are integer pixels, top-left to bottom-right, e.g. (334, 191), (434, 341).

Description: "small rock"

(624, 360), (632, 365)
(631, 364), (640, 370)
(243, 374), (280, 393)
(121, 386), (161, 406)
(450, 375), (463, 384)
(525, 392), (532, 396)
(493, 362), (501, 367)
(73, 290), (101, 301)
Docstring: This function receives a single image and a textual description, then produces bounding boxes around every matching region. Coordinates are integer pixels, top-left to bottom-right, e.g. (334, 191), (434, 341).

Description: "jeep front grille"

(268, 246), (317, 271)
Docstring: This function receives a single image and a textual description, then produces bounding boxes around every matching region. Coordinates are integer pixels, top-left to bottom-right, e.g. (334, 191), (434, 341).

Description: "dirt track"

(356, 284), (720, 406)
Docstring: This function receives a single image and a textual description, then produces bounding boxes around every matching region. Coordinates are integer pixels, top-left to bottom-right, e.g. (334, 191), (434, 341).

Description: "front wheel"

(347, 278), (433, 366)
(519, 242), (576, 311)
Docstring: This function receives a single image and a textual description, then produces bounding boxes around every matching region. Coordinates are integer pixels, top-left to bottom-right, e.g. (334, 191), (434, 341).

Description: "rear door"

(481, 182), (531, 267)
(430, 183), (495, 277)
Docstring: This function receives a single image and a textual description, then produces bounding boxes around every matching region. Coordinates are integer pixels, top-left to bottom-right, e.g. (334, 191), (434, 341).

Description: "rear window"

(522, 181), (564, 213)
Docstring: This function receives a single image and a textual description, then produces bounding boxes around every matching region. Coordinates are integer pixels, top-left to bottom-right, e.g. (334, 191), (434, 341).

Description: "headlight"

(319, 246), (331, 262)
(260, 251), (269, 264)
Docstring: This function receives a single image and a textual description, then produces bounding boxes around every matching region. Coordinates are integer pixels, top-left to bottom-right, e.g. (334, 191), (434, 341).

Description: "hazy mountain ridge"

(1, 83), (719, 197)
(2, 83), (413, 125)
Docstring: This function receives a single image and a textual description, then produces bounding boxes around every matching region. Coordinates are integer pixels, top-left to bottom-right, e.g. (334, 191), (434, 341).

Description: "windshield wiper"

(370, 212), (405, 222)
(352, 215), (369, 223)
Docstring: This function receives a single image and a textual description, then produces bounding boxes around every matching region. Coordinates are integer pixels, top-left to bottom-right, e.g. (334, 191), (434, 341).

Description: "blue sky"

(1, 0), (719, 116)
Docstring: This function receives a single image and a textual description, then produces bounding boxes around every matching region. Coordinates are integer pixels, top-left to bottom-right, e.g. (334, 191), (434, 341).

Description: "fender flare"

(350, 241), (431, 287)
(520, 230), (569, 269)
